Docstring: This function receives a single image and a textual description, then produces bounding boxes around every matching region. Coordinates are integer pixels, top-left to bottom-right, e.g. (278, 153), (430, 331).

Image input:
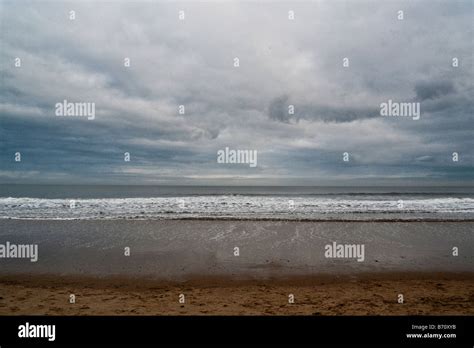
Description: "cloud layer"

(0, 0), (473, 185)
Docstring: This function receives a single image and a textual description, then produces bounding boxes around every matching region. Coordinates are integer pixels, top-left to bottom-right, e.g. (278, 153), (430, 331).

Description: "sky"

(0, 0), (473, 186)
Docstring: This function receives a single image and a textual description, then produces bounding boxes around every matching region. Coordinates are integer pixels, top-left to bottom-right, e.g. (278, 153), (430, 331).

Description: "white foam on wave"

(1, 196), (473, 220)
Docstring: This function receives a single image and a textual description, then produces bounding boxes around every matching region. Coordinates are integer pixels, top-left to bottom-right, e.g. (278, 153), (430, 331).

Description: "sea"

(1, 185), (473, 221)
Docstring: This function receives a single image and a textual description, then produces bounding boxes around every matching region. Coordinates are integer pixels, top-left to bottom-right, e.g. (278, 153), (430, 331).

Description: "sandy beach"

(0, 273), (473, 315)
(0, 219), (473, 315)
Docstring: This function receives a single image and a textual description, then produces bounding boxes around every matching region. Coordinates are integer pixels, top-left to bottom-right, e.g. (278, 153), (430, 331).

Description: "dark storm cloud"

(414, 80), (456, 101)
(268, 96), (293, 123)
(268, 95), (379, 124)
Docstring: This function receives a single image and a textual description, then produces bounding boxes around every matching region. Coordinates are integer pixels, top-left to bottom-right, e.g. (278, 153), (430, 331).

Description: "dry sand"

(0, 273), (473, 315)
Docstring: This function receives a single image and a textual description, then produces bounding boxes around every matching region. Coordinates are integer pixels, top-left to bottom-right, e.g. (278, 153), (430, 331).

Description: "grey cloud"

(268, 95), (379, 123)
(415, 156), (434, 162)
(415, 81), (455, 101)
(268, 95), (294, 123)
(0, 1), (472, 185)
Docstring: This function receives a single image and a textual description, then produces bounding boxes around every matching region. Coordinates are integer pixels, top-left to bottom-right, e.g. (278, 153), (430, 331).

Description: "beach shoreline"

(1, 219), (473, 277)
(3, 217), (474, 222)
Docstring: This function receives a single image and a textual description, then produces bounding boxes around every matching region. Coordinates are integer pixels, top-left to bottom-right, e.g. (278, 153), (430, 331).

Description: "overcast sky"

(0, 0), (473, 185)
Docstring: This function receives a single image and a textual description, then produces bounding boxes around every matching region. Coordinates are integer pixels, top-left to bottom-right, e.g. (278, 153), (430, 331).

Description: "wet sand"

(0, 219), (473, 277)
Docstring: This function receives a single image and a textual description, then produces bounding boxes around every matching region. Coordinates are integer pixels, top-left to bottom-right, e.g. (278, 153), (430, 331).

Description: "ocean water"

(0, 185), (473, 221)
